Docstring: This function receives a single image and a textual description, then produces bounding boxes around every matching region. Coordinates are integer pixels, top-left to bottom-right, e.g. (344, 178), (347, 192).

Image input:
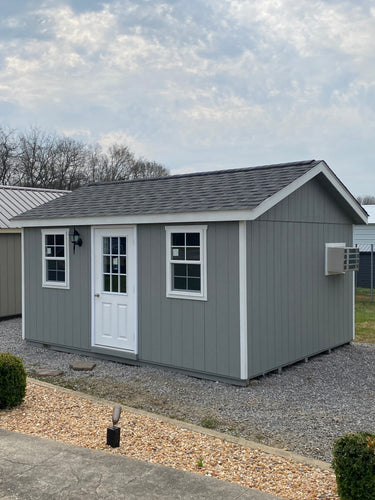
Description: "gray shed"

(13, 160), (367, 384)
(0, 185), (67, 318)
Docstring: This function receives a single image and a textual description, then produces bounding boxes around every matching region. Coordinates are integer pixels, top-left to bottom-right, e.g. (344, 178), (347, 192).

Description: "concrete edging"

(28, 376), (332, 471)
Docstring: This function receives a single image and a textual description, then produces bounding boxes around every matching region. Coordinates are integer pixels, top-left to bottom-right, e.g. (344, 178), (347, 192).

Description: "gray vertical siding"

(24, 226), (91, 348)
(0, 232), (22, 317)
(138, 222), (241, 379)
(247, 178), (354, 378)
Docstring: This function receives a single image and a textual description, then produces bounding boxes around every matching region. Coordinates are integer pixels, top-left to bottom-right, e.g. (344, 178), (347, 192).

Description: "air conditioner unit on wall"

(325, 243), (359, 276)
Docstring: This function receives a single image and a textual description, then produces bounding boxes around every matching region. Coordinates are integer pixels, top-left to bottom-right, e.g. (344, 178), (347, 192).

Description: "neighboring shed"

(13, 160), (367, 384)
(354, 205), (375, 287)
(0, 185), (67, 318)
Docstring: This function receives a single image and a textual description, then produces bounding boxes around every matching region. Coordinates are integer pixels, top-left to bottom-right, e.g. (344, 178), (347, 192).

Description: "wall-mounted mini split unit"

(325, 243), (359, 276)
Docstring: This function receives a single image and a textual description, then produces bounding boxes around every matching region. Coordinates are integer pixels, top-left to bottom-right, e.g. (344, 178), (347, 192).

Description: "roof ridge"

(88, 160), (318, 187)
(0, 185), (68, 193)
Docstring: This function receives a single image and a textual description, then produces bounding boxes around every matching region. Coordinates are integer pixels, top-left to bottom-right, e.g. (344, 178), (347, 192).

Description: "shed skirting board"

(24, 338), (351, 386)
(24, 339), (249, 386)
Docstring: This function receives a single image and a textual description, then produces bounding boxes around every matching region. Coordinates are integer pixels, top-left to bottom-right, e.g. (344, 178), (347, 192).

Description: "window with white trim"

(165, 225), (207, 300)
(42, 229), (70, 289)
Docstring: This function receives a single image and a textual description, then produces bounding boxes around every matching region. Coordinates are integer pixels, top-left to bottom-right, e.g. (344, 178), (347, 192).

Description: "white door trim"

(91, 225), (138, 354)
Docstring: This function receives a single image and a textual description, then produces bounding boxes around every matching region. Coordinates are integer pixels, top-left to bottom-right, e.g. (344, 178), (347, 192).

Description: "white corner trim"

(352, 269), (355, 341)
(352, 224), (355, 341)
(21, 229), (25, 340)
(239, 221), (248, 380)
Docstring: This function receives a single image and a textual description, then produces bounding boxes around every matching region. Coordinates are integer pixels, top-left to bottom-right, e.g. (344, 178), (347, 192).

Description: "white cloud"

(99, 131), (153, 158)
(0, 0), (374, 194)
(224, 0), (375, 59)
(40, 5), (116, 52)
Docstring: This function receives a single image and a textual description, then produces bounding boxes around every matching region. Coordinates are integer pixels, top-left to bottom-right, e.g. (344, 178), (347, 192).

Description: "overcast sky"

(1, 0), (374, 196)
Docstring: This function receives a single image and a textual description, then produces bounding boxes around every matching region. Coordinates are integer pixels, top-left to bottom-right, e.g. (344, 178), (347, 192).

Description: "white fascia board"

(249, 161), (368, 224)
(319, 162), (368, 224)
(14, 209), (254, 227)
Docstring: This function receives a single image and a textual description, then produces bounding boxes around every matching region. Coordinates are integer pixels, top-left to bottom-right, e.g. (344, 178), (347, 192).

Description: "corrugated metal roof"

(357, 244), (375, 252)
(0, 185), (68, 229)
(13, 160), (320, 220)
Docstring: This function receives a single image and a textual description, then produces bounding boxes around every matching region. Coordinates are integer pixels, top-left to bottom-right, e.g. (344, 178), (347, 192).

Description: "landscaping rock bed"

(1, 317), (374, 463)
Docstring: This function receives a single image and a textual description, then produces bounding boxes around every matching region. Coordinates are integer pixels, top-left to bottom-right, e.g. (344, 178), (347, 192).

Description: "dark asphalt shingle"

(14, 160), (319, 220)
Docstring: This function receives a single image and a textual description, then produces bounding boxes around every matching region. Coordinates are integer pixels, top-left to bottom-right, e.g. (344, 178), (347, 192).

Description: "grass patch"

(200, 415), (219, 429)
(355, 287), (375, 343)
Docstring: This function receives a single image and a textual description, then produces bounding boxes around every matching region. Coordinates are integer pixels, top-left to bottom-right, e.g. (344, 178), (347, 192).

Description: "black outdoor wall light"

(69, 227), (82, 254)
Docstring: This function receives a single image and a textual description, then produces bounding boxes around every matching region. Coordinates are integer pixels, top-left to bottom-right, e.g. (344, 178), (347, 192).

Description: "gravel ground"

(0, 381), (338, 500)
(1, 317), (374, 463)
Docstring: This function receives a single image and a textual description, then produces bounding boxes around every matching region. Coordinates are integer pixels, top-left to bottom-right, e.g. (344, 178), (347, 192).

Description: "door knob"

(94, 293), (100, 297)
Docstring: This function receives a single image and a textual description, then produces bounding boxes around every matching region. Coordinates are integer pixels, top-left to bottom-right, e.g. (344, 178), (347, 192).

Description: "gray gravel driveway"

(1, 317), (374, 463)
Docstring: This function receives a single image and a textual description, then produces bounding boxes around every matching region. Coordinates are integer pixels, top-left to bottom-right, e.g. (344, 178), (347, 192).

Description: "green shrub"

(0, 353), (26, 409)
(332, 431), (375, 500)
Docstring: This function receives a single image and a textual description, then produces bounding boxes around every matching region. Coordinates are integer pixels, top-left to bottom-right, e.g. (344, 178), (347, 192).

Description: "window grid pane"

(170, 231), (201, 293)
(44, 233), (66, 284)
(102, 236), (127, 294)
(172, 262), (201, 292)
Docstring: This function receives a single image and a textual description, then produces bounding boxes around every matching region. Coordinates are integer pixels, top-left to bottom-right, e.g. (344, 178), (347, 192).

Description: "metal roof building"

(0, 185), (66, 230)
(0, 185), (67, 318)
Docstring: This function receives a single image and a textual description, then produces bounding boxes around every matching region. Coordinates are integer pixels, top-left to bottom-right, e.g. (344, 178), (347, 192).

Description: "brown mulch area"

(0, 380), (338, 500)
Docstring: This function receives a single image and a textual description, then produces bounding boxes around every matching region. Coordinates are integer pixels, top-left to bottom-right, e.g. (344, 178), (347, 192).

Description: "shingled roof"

(14, 160), (321, 221)
(0, 185), (67, 229)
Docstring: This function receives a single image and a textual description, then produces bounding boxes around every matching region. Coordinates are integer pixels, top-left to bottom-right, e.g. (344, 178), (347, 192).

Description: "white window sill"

(167, 291), (207, 301)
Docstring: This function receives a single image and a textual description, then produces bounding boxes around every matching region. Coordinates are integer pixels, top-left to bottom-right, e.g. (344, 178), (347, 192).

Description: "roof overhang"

(250, 160), (368, 224)
(12, 161), (367, 228)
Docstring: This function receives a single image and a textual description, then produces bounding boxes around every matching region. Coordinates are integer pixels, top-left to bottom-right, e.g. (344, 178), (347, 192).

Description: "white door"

(93, 227), (136, 352)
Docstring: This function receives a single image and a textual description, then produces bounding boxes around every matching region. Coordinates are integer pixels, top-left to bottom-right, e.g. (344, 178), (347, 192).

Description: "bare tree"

(49, 137), (89, 190)
(0, 126), (18, 185)
(85, 144), (168, 184)
(130, 159), (169, 179)
(0, 125), (169, 189)
(357, 195), (375, 205)
(16, 127), (59, 187)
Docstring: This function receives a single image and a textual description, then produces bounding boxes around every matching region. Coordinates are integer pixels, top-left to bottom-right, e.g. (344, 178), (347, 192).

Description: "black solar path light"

(107, 404), (122, 448)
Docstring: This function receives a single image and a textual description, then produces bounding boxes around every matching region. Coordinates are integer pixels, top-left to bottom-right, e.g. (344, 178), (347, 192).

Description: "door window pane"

(120, 237), (126, 255)
(104, 274), (111, 292)
(111, 237), (118, 254)
(103, 237), (110, 254)
(102, 236), (127, 294)
(112, 275), (118, 293)
(120, 275), (127, 293)
(120, 256), (126, 274)
(103, 256), (110, 273)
